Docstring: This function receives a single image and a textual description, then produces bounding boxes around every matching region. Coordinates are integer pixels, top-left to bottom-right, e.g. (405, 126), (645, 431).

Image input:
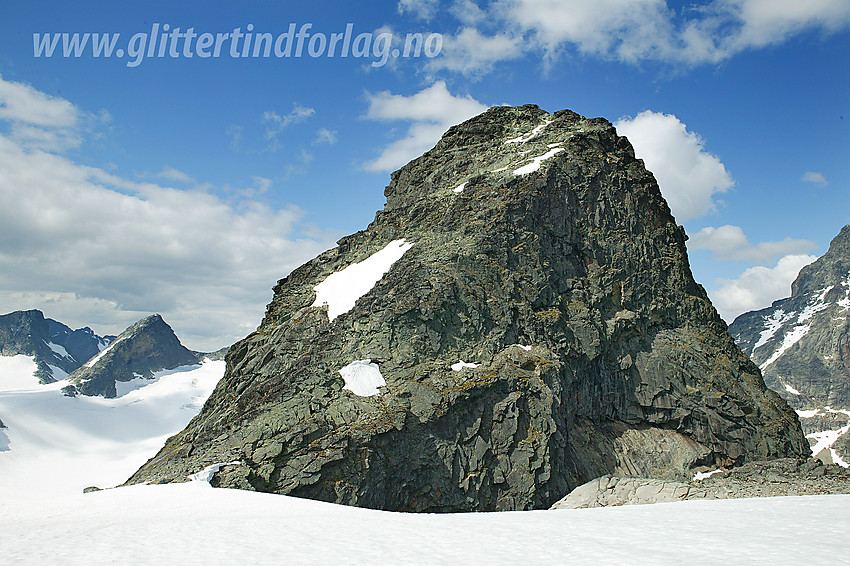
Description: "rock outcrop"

(552, 458), (850, 508)
(66, 314), (200, 398)
(730, 225), (850, 466)
(550, 475), (711, 508)
(0, 310), (112, 383)
(128, 105), (807, 511)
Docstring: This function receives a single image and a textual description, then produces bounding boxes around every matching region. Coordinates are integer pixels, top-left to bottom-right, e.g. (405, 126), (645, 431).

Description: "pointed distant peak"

(792, 224), (850, 297)
(124, 313), (168, 332)
(140, 313), (165, 324)
(828, 224), (850, 251)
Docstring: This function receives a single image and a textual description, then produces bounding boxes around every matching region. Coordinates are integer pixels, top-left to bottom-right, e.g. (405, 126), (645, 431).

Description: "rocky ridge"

(128, 105), (807, 511)
(730, 225), (850, 466)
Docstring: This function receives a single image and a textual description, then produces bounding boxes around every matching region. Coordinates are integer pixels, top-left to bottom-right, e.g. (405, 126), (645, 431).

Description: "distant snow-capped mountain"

(0, 309), (113, 383)
(66, 314), (204, 397)
(730, 224), (850, 466)
(0, 310), (228, 398)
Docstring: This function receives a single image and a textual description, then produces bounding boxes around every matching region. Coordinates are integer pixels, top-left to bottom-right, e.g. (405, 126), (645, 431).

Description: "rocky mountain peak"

(127, 105), (806, 511)
(792, 224), (850, 298)
(66, 313), (200, 398)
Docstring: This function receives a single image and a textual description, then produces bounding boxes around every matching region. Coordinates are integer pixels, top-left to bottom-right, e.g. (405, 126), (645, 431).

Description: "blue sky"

(0, 0), (848, 350)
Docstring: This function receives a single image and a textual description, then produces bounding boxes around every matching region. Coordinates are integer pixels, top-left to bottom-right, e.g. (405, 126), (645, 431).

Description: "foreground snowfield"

(2, 354), (850, 564)
(1, 484), (848, 565)
(0, 354), (224, 500)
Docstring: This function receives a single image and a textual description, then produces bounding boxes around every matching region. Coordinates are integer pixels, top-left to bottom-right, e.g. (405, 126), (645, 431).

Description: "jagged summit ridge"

(128, 105), (806, 511)
(0, 309), (112, 383)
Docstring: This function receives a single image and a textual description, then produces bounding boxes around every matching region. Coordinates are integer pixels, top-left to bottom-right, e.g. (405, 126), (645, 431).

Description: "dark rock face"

(67, 314), (200, 398)
(0, 310), (112, 383)
(128, 105), (807, 511)
(730, 225), (850, 465)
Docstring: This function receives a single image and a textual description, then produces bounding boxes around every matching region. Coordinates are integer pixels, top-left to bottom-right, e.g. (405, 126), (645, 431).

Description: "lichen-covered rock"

(127, 105), (807, 511)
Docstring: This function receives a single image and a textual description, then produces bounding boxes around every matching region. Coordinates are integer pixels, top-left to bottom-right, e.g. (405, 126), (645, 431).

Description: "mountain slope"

(730, 224), (850, 465)
(0, 310), (111, 383)
(128, 105), (807, 511)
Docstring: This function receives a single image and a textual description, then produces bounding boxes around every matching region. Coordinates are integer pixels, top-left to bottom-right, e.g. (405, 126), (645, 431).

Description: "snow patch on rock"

(313, 239), (414, 322)
(451, 361), (479, 371)
(187, 461), (241, 483)
(513, 147), (565, 176)
(339, 359), (386, 397)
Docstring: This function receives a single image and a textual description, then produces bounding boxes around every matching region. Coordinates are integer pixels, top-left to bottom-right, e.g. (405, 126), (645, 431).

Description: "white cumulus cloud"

(426, 28), (525, 77)
(430, 0), (850, 75)
(688, 225), (816, 264)
(709, 254), (818, 323)
(262, 104), (316, 148)
(615, 110), (734, 223)
(398, 0), (440, 20)
(362, 81), (488, 172)
(0, 76), (337, 351)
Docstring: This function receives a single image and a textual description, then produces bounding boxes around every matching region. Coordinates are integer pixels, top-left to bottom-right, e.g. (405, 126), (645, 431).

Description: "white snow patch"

(338, 359), (386, 397)
(84, 336), (125, 368)
(2, 486), (850, 565)
(798, 286), (833, 322)
(491, 166), (509, 172)
(807, 423), (850, 461)
(547, 142), (563, 148)
(504, 119), (552, 144)
(831, 449), (850, 468)
(759, 323), (811, 371)
(693, 469), (722, 481)
(754, 309), (795, 351)
(453, 182), (466, 193)
(312, 239), (413, 321)
(46, 364), (69, 381)
(515, 344), (533, 351)
(451, 361), (479, 371)
(796, 409), (821, 419)
(513, 147), (565, 176)
(45, 341), (73, 360)
(187, 461), (241, 483)
(114, 373), (153, 397)
(783, 382), (801, 395)
(0, 355), (224, 501)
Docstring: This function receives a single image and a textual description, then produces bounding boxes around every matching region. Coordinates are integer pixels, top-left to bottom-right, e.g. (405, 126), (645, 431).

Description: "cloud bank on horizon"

(0, 0), (847, 347)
